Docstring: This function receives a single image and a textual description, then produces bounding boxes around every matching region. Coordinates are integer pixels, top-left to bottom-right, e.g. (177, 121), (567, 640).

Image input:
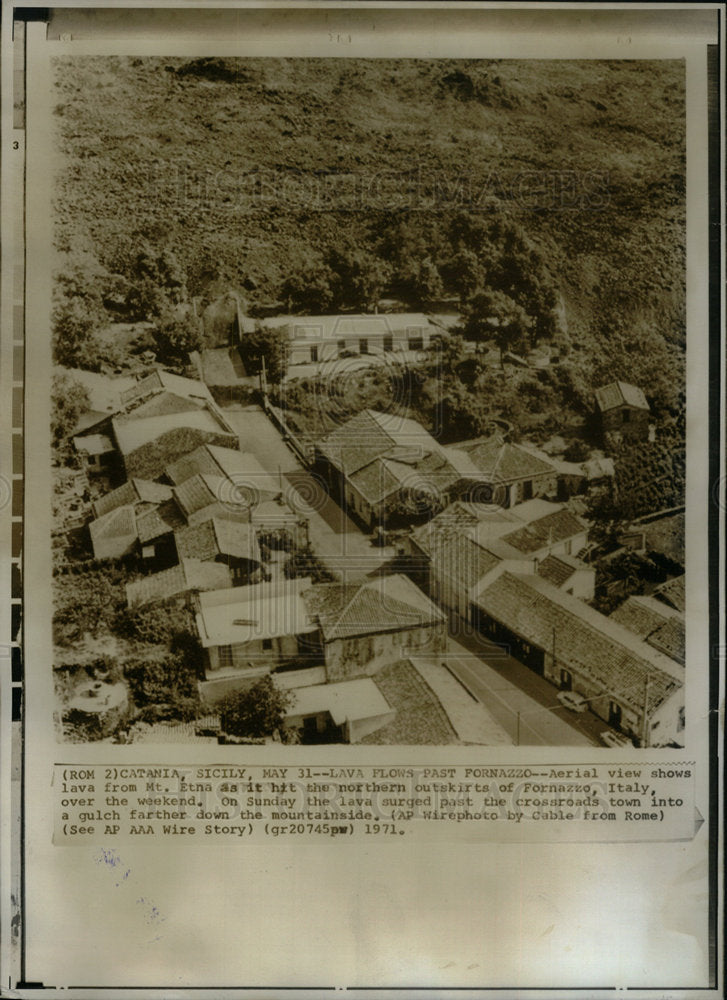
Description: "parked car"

(599, 730), (633, 749)
(557, 690), (588, 713)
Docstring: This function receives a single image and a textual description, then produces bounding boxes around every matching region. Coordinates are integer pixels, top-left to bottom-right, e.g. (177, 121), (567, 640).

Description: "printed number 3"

(13, 141), (19, 149)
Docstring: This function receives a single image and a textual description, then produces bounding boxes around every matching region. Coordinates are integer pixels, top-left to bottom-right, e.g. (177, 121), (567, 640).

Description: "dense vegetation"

(53, 56), (684, 356)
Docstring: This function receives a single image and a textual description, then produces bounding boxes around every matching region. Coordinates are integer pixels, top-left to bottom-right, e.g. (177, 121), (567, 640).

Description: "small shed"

(594, 381), (651, 440)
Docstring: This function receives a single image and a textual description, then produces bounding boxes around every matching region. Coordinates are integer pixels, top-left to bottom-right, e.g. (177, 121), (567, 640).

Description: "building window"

(337, 339), (346, 355)
(262, 637), (273, 651)
(408, 336), (423, 351)
(359, 338), (368, 354)
(383, 335), (393, 352)
(310, 345), (319, 363)
(141, 544), (155, 559)
(623, 409), (631, 423)
(219, 645), (233, 668)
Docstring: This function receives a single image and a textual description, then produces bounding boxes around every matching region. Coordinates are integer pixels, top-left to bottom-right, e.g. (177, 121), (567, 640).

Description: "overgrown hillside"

(52, 56), (685, 346)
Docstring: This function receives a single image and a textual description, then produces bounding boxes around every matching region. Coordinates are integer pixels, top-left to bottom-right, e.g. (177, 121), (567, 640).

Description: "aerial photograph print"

(50, 56), (686, 748)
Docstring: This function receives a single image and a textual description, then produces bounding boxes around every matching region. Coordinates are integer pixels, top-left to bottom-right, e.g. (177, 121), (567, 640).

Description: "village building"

(125, 558), (233, 607)
(88, 504), (139, 561)
(610, 594), (685, 666)
(652, 574), (686, 614)
(594, 380), (651, 441)
(256, 313), (440, 366)
(315, 409), (488, 530)
(303, 574), (447, 682)
(194, 573), (446, 701)
(405, 498), (592, 618)
(283, 677), (396, 744)
(91, 478), (172, 520)
(194, 578), (322, 702)
(471, 572), (684, 747)
(451, 434), (559, 508)
(174, 517), (262, 585)
(73, 369), (238, 480)
(166, 445), (306, 544)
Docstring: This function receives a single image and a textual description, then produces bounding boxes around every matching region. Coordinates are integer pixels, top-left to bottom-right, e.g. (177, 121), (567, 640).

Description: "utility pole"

(260, 354), (268, 401)
(641, 672), (651, 748)
(516, 711), (520, 746)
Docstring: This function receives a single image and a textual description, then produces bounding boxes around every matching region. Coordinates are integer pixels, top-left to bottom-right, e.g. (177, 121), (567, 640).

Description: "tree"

(52, 298), (104, 371)
(281, 259), (335, 313)
(445, 246), (483, 303)
(325, 247), (392, 311)
(240, 323), (290, 384)
(51, 374), (90, 450)
(123, 652), (201, 722)
(462, 288), (533, 362)
(153, 308), (203, 363)
(219, 676), (292, 739)
(401, 256), (444, 305)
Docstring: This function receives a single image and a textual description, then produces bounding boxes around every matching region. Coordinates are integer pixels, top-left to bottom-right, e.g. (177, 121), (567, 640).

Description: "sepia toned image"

(50, 55), (687, 749)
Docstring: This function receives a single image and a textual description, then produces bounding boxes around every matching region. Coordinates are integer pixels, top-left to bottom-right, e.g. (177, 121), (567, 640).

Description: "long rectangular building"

(471, 572), (684, 747)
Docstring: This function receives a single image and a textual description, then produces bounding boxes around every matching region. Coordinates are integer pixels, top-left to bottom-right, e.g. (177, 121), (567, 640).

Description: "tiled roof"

(537, 554), (578, 587)
(318, 410), (397, 475)
(173, 474), (226, 517)
(165, 445), (280, 497)
(321, 411), (475, 503)
(646, 617), (685, 665)
(126, 559), (233, 606)
(304, 573), (445, 642)
(92, 480), (139, 518)
(610, 596), (684, 667)
(120, 369), (215, 406)
(457, 436), (556, 482)
(474, 572), (682, 714)
(594, 381), (650, 413)
(653, 575), (686, 613)
(89, 505), (138, 558)
(501, 509), (585, 555)
(92, 479), (172, 518)
(90, 504), (136, 541)
(429, 531), (502, 589)
(175, 518), (259, 563)
(610, 596), (674, 639)
(136, 499), (185, 543)
(124, 391), (205, 420)
(112, 409), (232, 457)
(350, 459), (403, 504)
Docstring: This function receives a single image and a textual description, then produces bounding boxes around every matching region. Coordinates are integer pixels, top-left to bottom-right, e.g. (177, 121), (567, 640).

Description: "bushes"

(219, 676), (292, 739)
(51, 374), (91, 453)
(114, 602), (196, 646)
(284, 545), (335, 584)
(123, 652), (202, 722)
(53, 567), (128, 646)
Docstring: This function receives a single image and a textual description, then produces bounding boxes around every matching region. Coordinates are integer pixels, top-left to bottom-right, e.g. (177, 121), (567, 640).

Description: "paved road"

(446, 621), (612, 746)
(445, 650), (591, 746)
(222, 405), (394, 579)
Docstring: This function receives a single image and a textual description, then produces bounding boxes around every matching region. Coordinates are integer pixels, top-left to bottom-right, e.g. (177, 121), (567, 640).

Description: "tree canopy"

(219, 676), (292, 739)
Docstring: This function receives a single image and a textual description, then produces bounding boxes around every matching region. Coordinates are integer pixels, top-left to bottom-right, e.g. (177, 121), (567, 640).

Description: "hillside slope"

(52, 56), (685, 344)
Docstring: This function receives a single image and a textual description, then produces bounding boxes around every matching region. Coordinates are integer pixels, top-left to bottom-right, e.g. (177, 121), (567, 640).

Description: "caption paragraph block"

(53, 762), (699, 844)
